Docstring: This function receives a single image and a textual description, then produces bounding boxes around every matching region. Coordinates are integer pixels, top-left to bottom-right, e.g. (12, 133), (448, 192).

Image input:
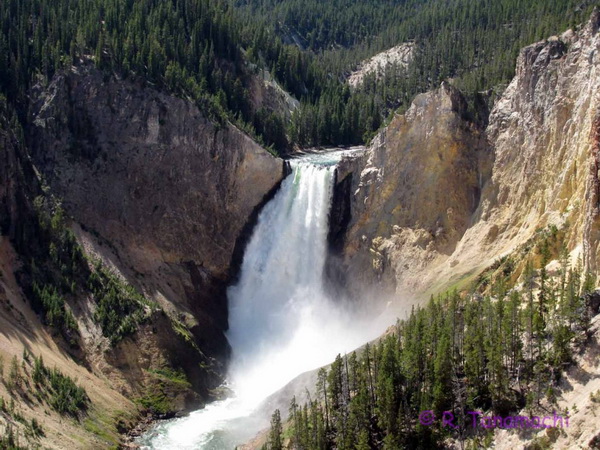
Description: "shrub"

(90, 264), (153, 345)
(19, 200), (84, 342)
(31, 355), (89, 417)
(7, 356), (20, 391)
(22, 197), (153, 346)
(29, 418), (44, 438)
(0, 424), (28, 449)
(31, 283), (78, 338)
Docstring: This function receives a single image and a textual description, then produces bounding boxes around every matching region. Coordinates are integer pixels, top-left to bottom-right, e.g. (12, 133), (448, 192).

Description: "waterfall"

(226, 159), (338, 406)
(139, 149), (392, 449)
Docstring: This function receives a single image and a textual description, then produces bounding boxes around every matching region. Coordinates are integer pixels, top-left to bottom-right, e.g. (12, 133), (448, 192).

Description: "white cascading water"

(139, 150), (395, 449)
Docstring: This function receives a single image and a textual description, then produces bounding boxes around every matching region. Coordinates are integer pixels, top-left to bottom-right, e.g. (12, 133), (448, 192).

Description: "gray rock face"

(27, 63), (285, 362)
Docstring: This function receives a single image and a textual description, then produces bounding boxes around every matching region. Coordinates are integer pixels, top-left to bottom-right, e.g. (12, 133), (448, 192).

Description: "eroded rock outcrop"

(348, 43), (415, 88)
(334, 82), (489, 295)
(249, 67), (300, 120)
(455, 10), (600, 284)
(336, 12), (600, 296)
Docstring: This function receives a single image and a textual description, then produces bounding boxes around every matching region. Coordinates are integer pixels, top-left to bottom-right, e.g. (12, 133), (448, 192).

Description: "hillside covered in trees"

(1, 0), (596, 153)
(236, 0), (596, 145)
(265, 227), (600, 449)
(2, 0), (600, 448)
(0, 0), (304, 151)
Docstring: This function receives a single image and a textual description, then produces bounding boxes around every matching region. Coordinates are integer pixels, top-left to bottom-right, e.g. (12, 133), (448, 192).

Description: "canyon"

(1, 9), (600, 450)
(335, 11), (600, 300)
(0, 62), (286, 447)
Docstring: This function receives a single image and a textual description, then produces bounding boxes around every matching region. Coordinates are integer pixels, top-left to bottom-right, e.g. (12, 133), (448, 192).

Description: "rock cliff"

(347, 43), (415, 88)
(0, 62), (285, 446)
(333, 82), (489, 296)
(335, 11), (600, 297)
(27, 61), (284, 375)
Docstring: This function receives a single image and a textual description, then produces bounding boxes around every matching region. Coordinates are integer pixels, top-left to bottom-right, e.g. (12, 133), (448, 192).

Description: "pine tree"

(317, 367), (330, 430)
(268, 409), (283, 450)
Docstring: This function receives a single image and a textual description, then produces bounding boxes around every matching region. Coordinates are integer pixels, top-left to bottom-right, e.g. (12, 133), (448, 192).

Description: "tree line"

(265, 226), (599, 448)
(239, 0), (595, 147)
(2, 0), (594, 154)
(0, 0), (296, 151)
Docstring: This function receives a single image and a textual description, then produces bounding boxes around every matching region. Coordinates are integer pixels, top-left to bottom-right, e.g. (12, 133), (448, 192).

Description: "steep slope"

(493, 313), (600, 449)
(332, 82), (489, 296)
(27, 61), (285, 379)
(1, 100), (139, 448)
(335, 11), (600, 296)
(28, 63), (284, 346)
(0, 63), (285, 447)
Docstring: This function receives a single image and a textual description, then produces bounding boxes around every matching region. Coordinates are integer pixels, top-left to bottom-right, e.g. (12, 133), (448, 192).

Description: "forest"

(0, 0), (595, 153)
(265, 226), (600, 449)
(235, 0), (595, 144)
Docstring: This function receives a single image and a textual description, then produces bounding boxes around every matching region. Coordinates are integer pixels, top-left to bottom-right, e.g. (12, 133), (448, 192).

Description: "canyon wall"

(0, 63), (285, 446)
(336, 11), (600, 298)
(333, 82), (489, 297)
(27, 62), (285, 383)
(28, 63), (285, 352)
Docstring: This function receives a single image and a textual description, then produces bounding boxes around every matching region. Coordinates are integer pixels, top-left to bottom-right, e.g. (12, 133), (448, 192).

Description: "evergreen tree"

(268, 409), (283, 450)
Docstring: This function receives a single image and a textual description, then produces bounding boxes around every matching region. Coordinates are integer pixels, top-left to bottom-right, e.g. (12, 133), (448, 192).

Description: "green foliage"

(18, 199), (86, 344)
(138, 388), (172, 416)
(239, 0), (594, 146)
(16, 195), (154, 346)
(28, 418), (44, 439)
(0, 0), (296, 153)
(88, 263), (153, 345)
(31, 355), (89, 417)
(32, 284), (78, 337)
(7, 356), (21, 392)
(2, 0), (592, 154)
(82, 417), (118, 444)
(138, 365), (192, 415)
(170, 318), (196, 346)
(268, 234), (597, 448)
(0, 425), (29, 450)
(147, 367), (191, 388)
(268, 409), (284, 450)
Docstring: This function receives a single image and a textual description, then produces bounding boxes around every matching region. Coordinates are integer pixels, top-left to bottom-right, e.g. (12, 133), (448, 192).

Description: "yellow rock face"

(338, 13), (600, 298)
